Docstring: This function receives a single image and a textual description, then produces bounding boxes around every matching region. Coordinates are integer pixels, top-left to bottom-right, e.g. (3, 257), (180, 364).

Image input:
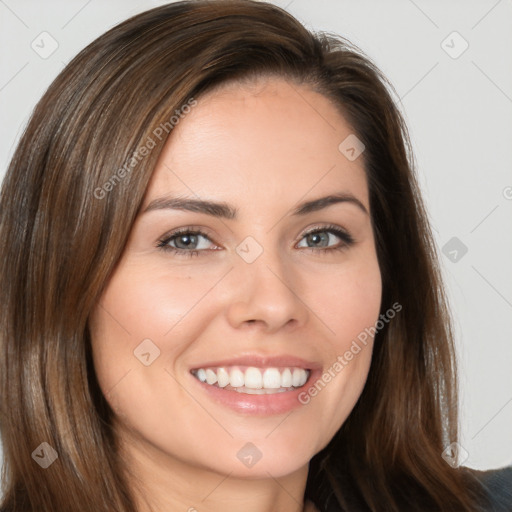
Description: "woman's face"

(89, 77), (382, 482)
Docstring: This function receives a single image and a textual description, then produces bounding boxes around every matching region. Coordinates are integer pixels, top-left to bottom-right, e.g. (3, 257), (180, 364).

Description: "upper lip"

(189, 354), (321, 371)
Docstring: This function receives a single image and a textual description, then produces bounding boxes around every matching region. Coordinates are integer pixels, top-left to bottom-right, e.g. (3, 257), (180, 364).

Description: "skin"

(89, 77), (382, 512)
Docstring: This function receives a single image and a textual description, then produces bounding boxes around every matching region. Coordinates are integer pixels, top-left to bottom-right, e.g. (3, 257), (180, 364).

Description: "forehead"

(143, 77), (368, 211)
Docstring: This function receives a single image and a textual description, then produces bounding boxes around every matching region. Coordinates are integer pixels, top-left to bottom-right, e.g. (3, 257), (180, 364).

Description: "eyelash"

(156, 224), (355, 258)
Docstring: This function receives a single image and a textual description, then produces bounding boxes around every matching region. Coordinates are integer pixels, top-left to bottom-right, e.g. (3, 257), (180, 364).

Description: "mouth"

(190, 365), (311, 394)
(188, 355), (321, 415)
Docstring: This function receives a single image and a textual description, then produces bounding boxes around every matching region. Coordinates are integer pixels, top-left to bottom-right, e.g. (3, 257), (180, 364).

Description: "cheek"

(92, 261), (225, 342)
(297, 252), (381, 440)
(88, 261), (226, 395)
(101, 265), (219, 335)
(308, 251), (382, 344)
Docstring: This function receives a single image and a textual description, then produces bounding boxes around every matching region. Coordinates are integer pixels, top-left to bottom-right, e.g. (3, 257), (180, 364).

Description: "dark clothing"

(473, 465), (512, 511)
(309, 465), (512, 511)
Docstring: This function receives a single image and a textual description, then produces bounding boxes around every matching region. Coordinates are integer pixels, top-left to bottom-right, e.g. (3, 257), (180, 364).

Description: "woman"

(0, 1), (510, 510)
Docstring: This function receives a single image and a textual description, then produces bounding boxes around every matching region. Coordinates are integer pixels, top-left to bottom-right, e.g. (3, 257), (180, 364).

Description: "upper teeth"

(193, 366), (309, 389)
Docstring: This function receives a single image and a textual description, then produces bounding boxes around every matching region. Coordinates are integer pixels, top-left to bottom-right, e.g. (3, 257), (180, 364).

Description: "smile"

(191, 366), (310, 394)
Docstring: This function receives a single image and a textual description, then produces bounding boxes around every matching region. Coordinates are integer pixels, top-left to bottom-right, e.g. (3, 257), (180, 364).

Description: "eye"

(296, 225), (354, 252)
(156, 228), (218, 257)
(156, 224), (354, 258)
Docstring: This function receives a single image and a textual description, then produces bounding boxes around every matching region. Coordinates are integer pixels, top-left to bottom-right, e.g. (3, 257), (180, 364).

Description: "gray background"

(1, 0), (511, 472)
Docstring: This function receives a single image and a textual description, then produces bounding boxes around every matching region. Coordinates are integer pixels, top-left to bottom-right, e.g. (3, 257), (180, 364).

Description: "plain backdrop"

(0, 0), (511, 474)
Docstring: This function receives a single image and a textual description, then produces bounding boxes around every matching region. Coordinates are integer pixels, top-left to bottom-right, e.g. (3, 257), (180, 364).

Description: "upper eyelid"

(159, 226), (215, 242)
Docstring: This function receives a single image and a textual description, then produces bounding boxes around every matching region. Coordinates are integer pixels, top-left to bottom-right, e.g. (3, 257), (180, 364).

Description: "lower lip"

(190, 368), (322, 415)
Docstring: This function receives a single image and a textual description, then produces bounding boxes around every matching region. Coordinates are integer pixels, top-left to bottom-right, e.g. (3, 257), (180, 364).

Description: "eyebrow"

(142, 192), (368, 218)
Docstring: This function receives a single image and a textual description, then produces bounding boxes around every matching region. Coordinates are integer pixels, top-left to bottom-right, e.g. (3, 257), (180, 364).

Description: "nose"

(224, 248), (310, 334)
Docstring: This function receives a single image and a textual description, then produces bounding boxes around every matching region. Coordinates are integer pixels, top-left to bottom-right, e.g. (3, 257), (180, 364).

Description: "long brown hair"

(0, 1), (488, 510)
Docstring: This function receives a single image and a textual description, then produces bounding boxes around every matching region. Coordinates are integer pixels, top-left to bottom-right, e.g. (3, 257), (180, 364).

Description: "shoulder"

(465, 465), (512, 511)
